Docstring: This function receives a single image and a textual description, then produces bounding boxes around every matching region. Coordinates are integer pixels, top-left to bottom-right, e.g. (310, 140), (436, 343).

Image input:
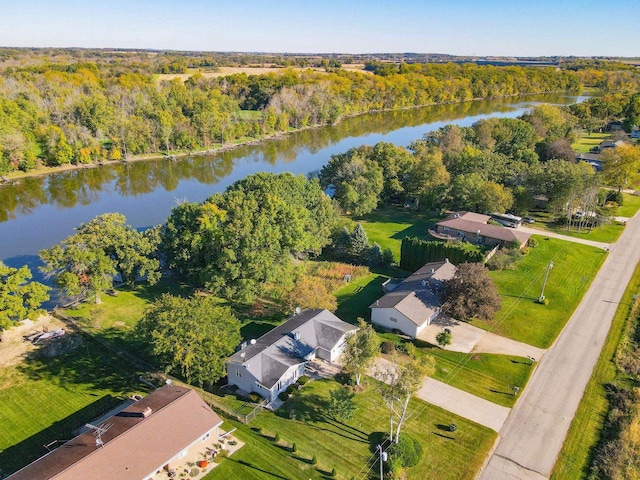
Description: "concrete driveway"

(419, 315), (545, 359)
(517, 225), (610, 250)
(479, 210), (640, 479)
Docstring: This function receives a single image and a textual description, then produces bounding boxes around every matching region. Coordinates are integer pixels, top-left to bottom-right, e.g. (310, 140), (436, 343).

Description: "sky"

(0, 0), (637, 57)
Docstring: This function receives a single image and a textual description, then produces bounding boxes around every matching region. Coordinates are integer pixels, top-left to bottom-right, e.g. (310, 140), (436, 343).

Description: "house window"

(443, 227), (450, 233)
(235, 369), (241, 377)
(202, 432), (210, 442)
(390, 317), (398, 323)
(177, 449), (188, 459)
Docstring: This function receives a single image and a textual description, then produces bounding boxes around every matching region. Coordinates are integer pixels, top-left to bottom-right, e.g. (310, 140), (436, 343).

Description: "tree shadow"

(432, 432), (456, 440)
(490, 389), (514, 396)
(276, 393), (328, 423)
(228, 459), (289, 479)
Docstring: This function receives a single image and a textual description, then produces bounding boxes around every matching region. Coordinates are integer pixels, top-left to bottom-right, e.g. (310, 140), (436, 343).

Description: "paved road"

(479, 211), (640, 479)
(518, 225), (610, 250)
(415, 378), (511, 432)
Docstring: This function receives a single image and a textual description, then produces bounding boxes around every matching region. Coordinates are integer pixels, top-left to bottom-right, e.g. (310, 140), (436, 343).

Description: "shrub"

(436, 331), (452, 347)
(388, 434), (423, 470)
(189, 468), (200, 478)
(274, 432), (281, 443)
(330, 467), (337, 477)
(298, 375), (310, 385)
(448, 423), (458, 432)
(286, 384), (297, 394)
(278, 392), (289, 401)
(381, 340), (396, 354)
(528, 237), (538, 248)
(383, 247), (395, 265)
(217, 449), (229, 459)
(291, 442), (297, 453)
(247, 392), (262, 403)
(312, 455), (318, 465)
(486, 248), (522, 271)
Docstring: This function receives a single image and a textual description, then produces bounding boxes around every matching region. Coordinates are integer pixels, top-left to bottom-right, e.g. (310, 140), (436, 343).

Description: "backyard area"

(0, 342), (142, 474)
(206, 378), (496, 480)
(475, 236), (607, 348)
(571, 131), (610, 153)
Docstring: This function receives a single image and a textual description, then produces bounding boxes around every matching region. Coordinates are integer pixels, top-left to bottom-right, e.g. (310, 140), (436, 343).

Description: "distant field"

(157, 64), (368, 82)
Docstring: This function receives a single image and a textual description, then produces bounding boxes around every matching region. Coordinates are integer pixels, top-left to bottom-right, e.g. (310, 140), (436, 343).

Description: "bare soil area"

(0, 315), (66, 367)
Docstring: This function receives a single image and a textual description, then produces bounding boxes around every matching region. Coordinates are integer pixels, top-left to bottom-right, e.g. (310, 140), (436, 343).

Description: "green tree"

(326, 386), (357, 421)
(342, 319), (379, 386)
(436, 331), (452, 347)
(136, 294), (241, 386)
(602, 144), (640, 191)
(0, 262), (50, 329)
(40, 240), (116, 304)
(318, 148), (384, 215)
(74, 213), (161, 286)
(349, 223), (370, 258)
(448, 173), (513, 213)
(405, 141), (450, 206)
(378, 353), (435, 443)
(443, 262), (502, 321)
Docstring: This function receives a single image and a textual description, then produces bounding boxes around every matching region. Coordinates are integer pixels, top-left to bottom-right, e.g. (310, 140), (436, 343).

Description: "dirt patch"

(39, 334), (84, 358)
(112, 321), (127, 328)
(0, 315), (66, 367)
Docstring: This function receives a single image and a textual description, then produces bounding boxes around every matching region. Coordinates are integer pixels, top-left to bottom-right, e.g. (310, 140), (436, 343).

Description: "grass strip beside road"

(551, 259), (640, 480)
(617, 193), (640, 218)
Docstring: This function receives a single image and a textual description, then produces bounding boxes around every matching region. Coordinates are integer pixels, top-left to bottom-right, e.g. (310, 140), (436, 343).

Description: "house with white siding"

(370, 260), (456, 338)
(226, 309), (357, 402)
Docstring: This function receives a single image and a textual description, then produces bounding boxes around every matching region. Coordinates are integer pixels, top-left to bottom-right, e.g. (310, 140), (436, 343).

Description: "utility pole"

(539, 260), (554, 303)
(377, 444), (388, 480)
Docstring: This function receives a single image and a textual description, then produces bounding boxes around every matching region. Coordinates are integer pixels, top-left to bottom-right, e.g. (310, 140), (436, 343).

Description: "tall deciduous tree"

(378, 353), (435, 443)
(342, 319), (379, 386)
(136, 294), (241, 386)
(326, 386), (357, 421)
(0, 262), (50, 329)
(443, 262), (502, 321)
(602, 144), (640, 191)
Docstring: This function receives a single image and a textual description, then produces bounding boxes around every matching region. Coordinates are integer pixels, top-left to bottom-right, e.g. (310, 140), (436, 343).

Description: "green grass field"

(0, 344), (142, 474)
(355, 206), (440, 262)
(571, 131), (610, 153)
(616, 192), (640, 218)
(551, 260), (640, 479)
(206, 378), (496, 480)
(472, 236), (607, 348)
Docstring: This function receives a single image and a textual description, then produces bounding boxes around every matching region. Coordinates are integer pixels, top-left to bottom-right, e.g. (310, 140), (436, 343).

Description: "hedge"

(400, 237), (484, 272)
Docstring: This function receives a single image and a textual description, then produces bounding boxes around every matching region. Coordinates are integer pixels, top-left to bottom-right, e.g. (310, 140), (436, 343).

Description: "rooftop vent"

(430, 268), (435, 274)
(141, 407), (152, 418)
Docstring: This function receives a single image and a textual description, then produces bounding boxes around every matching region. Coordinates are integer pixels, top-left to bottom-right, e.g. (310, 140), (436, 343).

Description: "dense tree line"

(0, 57), (583, 175)
(400, 237), (485, 272)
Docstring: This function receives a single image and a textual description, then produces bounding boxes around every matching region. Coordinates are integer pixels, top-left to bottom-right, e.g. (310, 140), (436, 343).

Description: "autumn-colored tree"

(443, 262), (502, 321)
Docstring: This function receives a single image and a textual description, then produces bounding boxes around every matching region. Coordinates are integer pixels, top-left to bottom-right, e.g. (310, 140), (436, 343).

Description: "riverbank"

(0, 90), (580, 184)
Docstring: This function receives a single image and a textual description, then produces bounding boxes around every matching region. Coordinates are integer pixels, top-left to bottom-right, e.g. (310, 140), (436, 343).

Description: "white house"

(8, 386), (223, 480)
(631, 126), (640, 139)
(370, 260), (456, 338)
(226, 309), (357, 402)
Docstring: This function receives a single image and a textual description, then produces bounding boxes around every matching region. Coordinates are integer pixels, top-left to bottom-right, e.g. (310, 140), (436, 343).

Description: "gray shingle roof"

(228, 309), (357, 388)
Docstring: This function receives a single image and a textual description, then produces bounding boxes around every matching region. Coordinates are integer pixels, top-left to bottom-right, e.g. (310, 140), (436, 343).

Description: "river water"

(0, 93), (586, 276)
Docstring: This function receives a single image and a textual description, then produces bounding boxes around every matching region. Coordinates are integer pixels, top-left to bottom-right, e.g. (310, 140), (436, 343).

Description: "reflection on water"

(0, 93), (583, 265)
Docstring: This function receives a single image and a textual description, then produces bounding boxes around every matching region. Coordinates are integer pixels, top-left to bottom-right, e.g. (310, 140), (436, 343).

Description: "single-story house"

(370, 260), (456, 338)
(605, 121), (623, 132)
(8, 385), (223, 480)
(631, 126), (640, 139)
(434, 211), (531, 249)
(226, 309), (357, 402)
(597, 139), (625, 152)
(576, 152), (605, 172)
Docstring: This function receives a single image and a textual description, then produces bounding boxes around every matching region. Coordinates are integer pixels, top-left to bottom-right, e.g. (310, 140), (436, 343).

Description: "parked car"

(523, 216), (535, 224)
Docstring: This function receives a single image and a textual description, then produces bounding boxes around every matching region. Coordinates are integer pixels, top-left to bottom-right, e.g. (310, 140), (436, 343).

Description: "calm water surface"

(0, 94), (586, 277)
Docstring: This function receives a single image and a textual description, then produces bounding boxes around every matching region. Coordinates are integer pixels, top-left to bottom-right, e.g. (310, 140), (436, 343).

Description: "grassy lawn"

(206, 378), (497, 480)
(616, 192), (640, 218)
(0, 344), (142, 474)
(355, 205), (440, 262)
(527, 211), (625, 244)
(571, 131), (610, 153)
(471, 236), (607, 348)
(551, 260), (640, 479)
(377, 334), (533, 408)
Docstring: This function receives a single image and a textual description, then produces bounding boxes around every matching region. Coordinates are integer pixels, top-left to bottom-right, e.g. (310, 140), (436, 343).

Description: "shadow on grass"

(228, 459), (289, 479)
(433, 432), (456, 440)
(490, 389), (514, 396)
(0, 395), (121, 475)
(335, 275), (388, 324)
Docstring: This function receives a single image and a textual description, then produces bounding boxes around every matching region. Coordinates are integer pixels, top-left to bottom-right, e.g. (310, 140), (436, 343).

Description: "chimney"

(445, 258), (449, 263)
(141, 407), (152, 418)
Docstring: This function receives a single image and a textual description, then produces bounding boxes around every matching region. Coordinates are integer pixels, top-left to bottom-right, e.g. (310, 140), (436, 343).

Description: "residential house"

(434, 211), (531, 249)
(226, 309), (357, 402)
(597, 139), (625, 152)
(8, 386), (223, 480)
(631, 126), (640, 139)
(370, 260), (456, 338)
(576, 152), (605, 172)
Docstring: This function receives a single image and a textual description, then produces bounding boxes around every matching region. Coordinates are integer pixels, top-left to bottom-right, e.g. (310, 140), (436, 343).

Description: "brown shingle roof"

(437, 217), (530, 244)
(8, 386), (222, 480)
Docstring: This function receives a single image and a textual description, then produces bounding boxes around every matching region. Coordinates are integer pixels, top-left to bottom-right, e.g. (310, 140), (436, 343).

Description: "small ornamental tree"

(342, 319), (379, 386)
(326, 386), (357, 421)
(436, 331), (452, 347)
(442, 262), (502, 321)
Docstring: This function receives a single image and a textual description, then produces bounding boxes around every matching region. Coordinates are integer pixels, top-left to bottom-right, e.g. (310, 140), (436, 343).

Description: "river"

(0, 93), (586, 278)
